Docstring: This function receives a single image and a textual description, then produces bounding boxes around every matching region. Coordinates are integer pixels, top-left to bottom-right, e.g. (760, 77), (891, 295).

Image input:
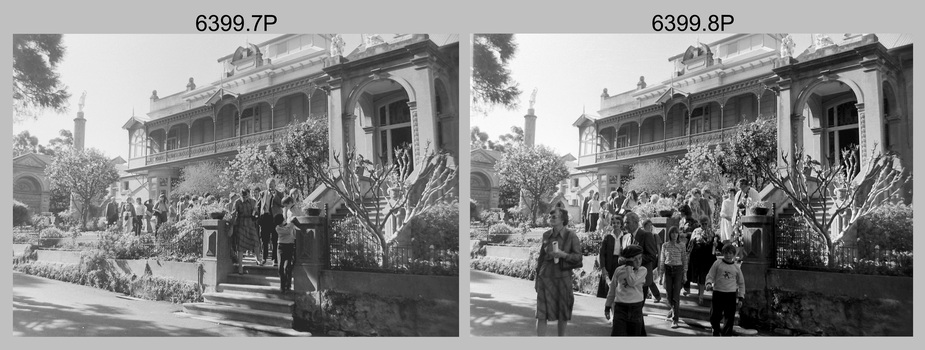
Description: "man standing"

(256, 178), (283, 266)
(133, 197), (146, 236)
(626, 212), (661, 302)
(104, 196), (119, 227)
(581, 191), (594, 233)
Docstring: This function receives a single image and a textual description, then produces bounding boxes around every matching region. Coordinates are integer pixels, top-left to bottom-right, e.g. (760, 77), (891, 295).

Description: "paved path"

(13, 271), (269, 336)
(470, 270), (711, 337)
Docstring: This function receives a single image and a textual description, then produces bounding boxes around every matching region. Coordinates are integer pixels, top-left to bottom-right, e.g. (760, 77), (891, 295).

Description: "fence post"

(200, 219), (230, 293)
(293, 214), (326, 292)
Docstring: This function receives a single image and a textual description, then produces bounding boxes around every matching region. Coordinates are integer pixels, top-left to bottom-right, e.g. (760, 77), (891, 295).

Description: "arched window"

(132, 129), (146, 158)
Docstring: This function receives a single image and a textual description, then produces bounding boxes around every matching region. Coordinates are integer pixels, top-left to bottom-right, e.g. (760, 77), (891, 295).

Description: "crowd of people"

(538, 178), (761, 336)
(100, 177), (309, 293)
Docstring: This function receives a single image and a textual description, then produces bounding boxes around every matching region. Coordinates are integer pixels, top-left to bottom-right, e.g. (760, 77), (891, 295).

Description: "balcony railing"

(585, 126), (738, 166)
(143, 127), (290, 166)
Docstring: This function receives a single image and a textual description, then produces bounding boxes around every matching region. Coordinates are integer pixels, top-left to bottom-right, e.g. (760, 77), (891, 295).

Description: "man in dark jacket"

(104, 196), (119, 227)
(256, 178), (283, 266)
(626, 212), (661, 302)
(581, 191), (594, 232)
(612, 187), (627, 215)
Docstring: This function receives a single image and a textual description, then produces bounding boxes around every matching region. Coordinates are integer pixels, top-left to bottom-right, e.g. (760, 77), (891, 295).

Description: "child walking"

(274, 212), (297, 292)
(705, 244), (746, 336)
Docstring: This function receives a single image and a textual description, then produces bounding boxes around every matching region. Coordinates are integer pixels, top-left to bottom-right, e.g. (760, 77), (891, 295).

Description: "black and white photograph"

(469, 33), (912, 336)
(12, 33), (460, 336)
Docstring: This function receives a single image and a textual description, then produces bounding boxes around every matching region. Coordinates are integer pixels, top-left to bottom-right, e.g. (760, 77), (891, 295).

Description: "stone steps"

(174, 312), (311, 337)
(217, 283), (299, 300)
(226, 273), (282, 288)
(182, 302), (294, 329)
(202, 292), (294, 314)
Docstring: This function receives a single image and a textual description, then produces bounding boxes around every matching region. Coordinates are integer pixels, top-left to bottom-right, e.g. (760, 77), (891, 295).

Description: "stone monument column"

(74, 91), (87, 151)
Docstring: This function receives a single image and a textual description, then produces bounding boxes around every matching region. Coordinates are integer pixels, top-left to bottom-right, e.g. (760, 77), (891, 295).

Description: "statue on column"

(811, 34), (835, 52)
(78, 91), (87, 112)
(528, 88), (537, 110)
(330, 34), (345, 57)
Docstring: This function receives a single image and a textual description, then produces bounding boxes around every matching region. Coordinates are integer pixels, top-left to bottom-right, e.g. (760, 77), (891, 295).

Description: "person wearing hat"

(603, 244), (647, 336)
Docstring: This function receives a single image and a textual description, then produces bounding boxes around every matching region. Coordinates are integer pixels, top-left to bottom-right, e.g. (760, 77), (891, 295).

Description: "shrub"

(13, 230), (35, 244)
(487, 223), (515, 244)
(95, 226), (158, 260)
(479, 209), (502, 226)
(39, 227), (66, 238)
(404, 201), (459, 255)
(856, 203), (913, 255)
(32, 214), (54, 230)
(506, 206), (530, 226)
(471, 256), (537, 280)
(56, 208), (82, 230)
(576, 231), (603, 256)
(14, 256), (203, 303)
(13, 200), (31, 226)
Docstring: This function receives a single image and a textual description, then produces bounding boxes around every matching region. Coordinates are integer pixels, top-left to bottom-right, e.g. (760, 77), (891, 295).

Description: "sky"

(470, 33), (907, 157)
(11, 34), (394, 160)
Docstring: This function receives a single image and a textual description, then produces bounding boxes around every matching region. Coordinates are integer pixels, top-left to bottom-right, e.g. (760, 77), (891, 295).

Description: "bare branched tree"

(757, 145), (909, 266)
(312, 145), (458, 267)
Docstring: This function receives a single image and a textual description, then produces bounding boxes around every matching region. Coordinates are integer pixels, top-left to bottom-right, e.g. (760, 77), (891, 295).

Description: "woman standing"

(596, 215), (623, 299)
(231, 188), (263, 274)
(153, 194), (169, 232)
(658, 226), (688, 329)
(587, 192), (601, 232)
(535, 208), (582, 336)
(719, 188), (736, 244)
(621, 190), (639, 214)
(638, 191), (650, 206)
(604, 245), (648, 336)
(288, 188), (306, 217)
(687, 227), (717, 305)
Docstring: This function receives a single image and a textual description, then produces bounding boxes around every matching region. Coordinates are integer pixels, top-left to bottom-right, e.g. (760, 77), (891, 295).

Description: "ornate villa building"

(122, 34), (459, 199)
(574, 33), (912, 199)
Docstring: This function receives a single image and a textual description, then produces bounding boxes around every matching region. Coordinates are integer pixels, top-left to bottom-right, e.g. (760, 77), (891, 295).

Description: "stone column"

(327, 78), (345, 167)
(200, 219), (232, 293)
(409, 65), (438, 164)
(74, 111), (86, 151)
(524, 109), (537, 148)
(293, 215), (327, 292)
(859, 60), (885, 165)
(776, 79), (794, 169)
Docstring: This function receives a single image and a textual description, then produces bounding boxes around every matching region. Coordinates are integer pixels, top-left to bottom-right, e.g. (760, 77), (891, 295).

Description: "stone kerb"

(485, 245), (531, 260)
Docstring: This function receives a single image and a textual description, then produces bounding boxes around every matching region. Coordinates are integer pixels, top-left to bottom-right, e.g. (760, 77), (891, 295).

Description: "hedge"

(13, 251), (202, 304)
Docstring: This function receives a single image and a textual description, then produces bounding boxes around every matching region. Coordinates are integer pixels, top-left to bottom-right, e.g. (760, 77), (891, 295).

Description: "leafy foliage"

(266, 118), (329, 194)
(13, 34), (70, 121)
(14, 255), (203, 304)
(173, 161), (227, 198)
(45, 148), (119, 229)
(220, 145), (275, 194)
(496, 145), (568, 224)
(404, 201), (459, 255)
(624, 158), (675, 195)
(668, 144), (729, 195)
(472, 34), (521, 113)
(716, 116), (777, 189)
(856, 203), (913, 257)
(13, 200), (31, 226)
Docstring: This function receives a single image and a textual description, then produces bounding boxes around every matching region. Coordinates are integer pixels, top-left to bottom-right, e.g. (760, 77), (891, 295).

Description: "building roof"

(572, 112), (599, 127)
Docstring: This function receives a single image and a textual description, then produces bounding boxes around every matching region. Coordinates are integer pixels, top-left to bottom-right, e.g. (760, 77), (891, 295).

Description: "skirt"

(234, 219), (260, 252)
(536, 276), (574, 321)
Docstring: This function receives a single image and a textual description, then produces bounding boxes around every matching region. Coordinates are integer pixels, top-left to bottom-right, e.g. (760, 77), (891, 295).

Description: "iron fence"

(775, 217), (912, 276)
(329, 217), (458, 275)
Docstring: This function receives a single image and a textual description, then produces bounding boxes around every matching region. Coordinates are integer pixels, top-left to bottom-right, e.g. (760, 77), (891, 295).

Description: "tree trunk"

(376, 231), (390, 268)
